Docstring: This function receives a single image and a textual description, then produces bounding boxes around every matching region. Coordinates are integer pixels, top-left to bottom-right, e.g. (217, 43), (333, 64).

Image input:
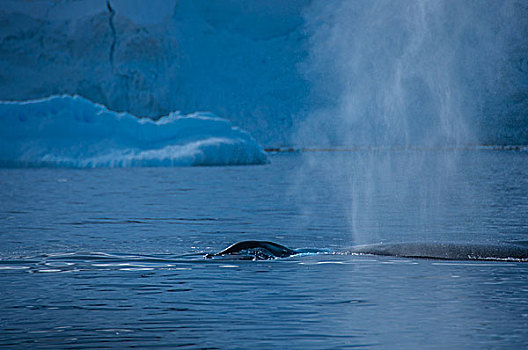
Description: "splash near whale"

(206, 241), (528, 261)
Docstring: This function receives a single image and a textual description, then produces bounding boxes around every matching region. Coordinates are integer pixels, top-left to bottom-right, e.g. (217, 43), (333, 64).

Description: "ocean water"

(1, 151), (527, 349)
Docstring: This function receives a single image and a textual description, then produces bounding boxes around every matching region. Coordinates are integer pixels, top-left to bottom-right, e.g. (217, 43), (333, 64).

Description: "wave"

(0, 95), (268, 167)
(2, 242), (527, 274)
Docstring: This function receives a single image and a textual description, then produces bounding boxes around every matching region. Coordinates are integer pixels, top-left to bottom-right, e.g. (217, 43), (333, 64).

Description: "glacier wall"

(0, 0), (310, 146)
(0, 95), (268, 167)
(0, 0), (527, 146)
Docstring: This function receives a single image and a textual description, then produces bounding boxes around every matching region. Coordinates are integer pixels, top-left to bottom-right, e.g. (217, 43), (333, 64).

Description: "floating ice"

(0, 95), (268, 167)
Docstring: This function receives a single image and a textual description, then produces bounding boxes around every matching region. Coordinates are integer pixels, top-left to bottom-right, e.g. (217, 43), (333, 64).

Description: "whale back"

(350, 242), (528, 261)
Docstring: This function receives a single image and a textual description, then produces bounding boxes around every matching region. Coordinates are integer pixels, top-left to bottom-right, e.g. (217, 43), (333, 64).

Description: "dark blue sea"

(1, 150), (527, 349)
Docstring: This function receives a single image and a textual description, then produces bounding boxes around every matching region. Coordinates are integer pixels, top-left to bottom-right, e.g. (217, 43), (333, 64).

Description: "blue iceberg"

(0, 96), (268, 167)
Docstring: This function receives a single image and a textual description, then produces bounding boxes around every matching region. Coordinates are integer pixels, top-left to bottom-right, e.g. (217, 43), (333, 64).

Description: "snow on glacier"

(0, 95), (268, 167)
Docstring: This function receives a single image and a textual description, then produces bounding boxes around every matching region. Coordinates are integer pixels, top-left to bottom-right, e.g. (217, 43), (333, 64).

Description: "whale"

(205, 240), (528, 261)
(205, 240), (297, 260)
(349, 242), (528, 261)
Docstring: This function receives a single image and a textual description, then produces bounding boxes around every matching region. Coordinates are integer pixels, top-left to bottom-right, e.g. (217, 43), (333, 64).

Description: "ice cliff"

(0, 0), (527, 146)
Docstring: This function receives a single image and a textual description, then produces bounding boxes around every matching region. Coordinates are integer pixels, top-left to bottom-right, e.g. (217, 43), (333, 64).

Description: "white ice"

(0, 95), (268, 167)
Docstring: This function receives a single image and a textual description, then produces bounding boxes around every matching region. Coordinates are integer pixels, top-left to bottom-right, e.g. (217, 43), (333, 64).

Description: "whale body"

(206, 240), (528, 261)
(349, 242), (528, 261)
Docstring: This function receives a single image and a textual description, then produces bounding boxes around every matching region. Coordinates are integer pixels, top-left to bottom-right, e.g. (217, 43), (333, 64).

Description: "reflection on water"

(1, 151), (527, 348)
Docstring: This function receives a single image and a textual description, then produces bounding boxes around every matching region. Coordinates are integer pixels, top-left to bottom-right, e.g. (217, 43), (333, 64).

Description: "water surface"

(1, 150), (527, 348)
